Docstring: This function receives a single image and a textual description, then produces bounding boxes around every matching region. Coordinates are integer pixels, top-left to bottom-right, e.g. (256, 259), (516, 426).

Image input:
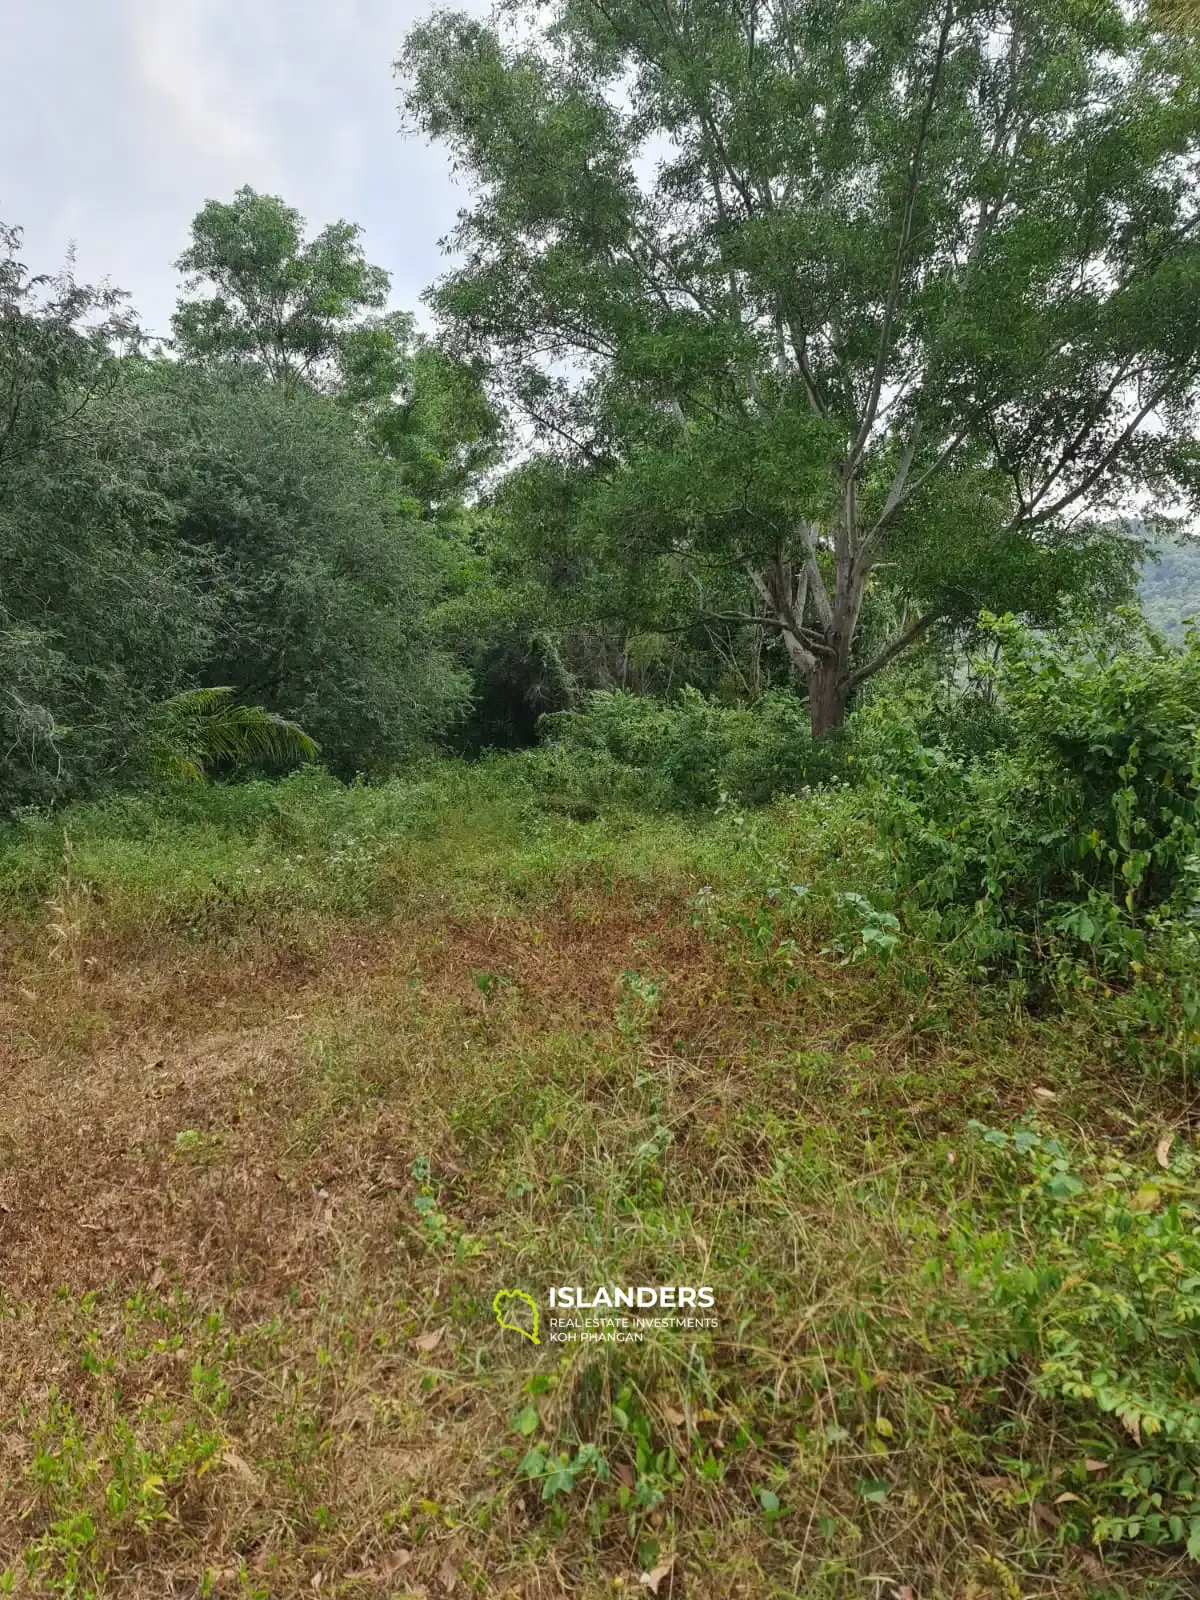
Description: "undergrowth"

(0, 730), (1197, 1597)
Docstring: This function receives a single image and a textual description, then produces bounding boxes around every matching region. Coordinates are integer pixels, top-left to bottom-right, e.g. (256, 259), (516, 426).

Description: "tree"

(172, 187), (390, 389)
(400, 0), (1200, 734)
(173, 188), (505, 517)
(132, 362), (469, 774)
(0, 226), (212, 811)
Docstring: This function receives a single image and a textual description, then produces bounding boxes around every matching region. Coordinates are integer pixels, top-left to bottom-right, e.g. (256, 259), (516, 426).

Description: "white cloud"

(123, 0), (282, 185)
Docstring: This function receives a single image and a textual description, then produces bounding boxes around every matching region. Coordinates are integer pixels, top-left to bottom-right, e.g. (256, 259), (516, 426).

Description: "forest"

(2, 2), (1200, 1597)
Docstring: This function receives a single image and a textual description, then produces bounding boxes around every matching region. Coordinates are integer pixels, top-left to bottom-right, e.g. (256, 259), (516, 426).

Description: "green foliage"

(536, 687), (846, 813)
(0, 227), (214, 813)
(171, 187), (389, 388)
(401, 0), (1193, 729)
(133, 362), (469, 775)
(1140, 533), (1200, 639)
(137, 688), (319, 784)
(861, 617), (1200, 959)
(932, 1121), (1200, 1557)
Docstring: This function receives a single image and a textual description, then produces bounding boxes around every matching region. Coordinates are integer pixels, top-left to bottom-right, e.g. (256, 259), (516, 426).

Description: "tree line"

(3, 0), (1198, 811)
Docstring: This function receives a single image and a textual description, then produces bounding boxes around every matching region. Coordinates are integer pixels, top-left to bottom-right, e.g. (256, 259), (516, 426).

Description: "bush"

(537, 687), (847, 813)
(861, 617), (1200, 969)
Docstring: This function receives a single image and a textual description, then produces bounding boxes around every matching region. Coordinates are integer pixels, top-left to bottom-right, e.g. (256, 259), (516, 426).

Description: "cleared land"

(0, 768), (1194, 1598)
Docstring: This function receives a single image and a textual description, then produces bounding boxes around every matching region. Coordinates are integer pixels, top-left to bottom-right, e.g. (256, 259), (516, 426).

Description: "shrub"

(537, 687), (847, 812)
(862, 617), (1200, 969)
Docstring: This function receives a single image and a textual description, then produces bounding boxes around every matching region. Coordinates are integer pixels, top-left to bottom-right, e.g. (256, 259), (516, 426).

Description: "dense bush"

(863, 618), (1200, 943)
(934, 1119), (1200, 1558)
(535, 687), (847, 813)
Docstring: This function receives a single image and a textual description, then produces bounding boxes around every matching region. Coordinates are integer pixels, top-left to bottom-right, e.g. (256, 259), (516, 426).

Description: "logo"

(493, 1288), (540, 1344)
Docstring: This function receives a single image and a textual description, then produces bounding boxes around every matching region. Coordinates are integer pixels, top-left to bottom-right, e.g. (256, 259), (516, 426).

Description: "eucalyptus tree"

(400, 0), (1200, 732)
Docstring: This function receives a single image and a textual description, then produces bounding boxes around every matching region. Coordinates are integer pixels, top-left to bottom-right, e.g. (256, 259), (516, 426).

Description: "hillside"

(1139, 536), (1200, 637)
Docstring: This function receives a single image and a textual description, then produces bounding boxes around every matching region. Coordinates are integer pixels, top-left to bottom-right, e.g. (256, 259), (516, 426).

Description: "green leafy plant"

(140, 687), (319, 784)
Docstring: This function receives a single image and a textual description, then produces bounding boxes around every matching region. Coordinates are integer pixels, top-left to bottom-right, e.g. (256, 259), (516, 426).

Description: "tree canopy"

(400, 0), (1200, 731)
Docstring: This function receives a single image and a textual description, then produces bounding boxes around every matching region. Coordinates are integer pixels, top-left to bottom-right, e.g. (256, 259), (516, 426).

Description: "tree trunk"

(807, 660), (848, 737)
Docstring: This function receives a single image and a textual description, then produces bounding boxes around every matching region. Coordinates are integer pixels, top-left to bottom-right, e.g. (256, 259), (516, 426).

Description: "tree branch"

(845, 611), (939, 693)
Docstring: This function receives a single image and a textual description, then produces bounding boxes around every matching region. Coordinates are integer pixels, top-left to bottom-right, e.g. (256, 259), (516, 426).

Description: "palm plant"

(140, 687), (319, 784)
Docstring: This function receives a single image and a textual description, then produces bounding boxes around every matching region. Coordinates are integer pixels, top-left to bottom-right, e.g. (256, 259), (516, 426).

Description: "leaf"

(1047, 1173), (1084, 1198)
(856, 1477), (891, 1505)
(513, 1403), (540, 1437)
(663, 1406), (686, 1426)
(1054, 1491), (1082, 1503)
(1084, 1458), (1108, 1473)
(1156, 1131), (1175, 1169)
(1033, 1086), (1058, 1101)
(759, 1488), (781, 1516)
(1188, 1516), (1200, 1560)
(541, 1462), (577, 1499)
(875, 1416), (895, 1439)
(639, 1560), (673, 1594)
(1130, 1185), (1162, 1211)
(413, 1327), (445, 1353)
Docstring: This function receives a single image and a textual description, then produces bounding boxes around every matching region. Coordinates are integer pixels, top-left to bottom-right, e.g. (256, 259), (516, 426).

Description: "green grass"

(0, 762), (1197, 1598)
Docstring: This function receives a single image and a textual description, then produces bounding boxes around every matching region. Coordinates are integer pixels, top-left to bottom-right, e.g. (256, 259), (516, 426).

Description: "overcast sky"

(1, 0), (487, 340)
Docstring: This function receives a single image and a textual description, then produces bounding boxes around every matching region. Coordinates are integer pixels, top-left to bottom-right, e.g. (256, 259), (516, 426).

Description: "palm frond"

(141, 688), (319, 783)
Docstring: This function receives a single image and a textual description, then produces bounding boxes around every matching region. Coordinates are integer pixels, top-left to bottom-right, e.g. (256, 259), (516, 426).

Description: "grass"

(0, 762), (1197, 1598)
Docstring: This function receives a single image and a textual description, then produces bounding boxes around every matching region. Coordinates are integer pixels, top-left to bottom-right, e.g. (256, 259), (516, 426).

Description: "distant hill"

(1138, 535), (1200, 638)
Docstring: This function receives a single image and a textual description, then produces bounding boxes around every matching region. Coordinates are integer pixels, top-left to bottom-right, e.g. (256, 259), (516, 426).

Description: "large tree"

(173, 187), (503, 518)
(172, 187), (390, 390)
(0, 226), (212, 810)
(400, 0), (1200, 733)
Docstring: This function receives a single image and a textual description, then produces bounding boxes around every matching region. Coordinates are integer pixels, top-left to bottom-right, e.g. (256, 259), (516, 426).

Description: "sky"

(1, 0), (488, 340)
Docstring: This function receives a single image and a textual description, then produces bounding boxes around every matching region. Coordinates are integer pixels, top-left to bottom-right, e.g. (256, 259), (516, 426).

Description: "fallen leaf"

(978, 1475), (1018, 1495)
(1033, 1086), (1057, 1101)
(221, 1450), (264, 1492)
(639, 1561), (673, 1594)
(1032, 1503), (1061, 1529)
(18, 988), (36, 1003)
(1122, 1412), (1142, 1445)
(413, 1327), (445, 1353)
(663, 1406), (686, 1426)
(1084, 1458), (1108, 1473)
(381, 1550), (413, 1576)
(1080, 1552), (1106, 1581)
(616, 1463), (635, 1488)
(437, 1551), (460, 1591)
(1156, 1131), (1175, 1169)
(1130, 1186), (1161, 1212)
(149, 1266), (166, 1289)
(1054, 1491), (1082, 1504)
